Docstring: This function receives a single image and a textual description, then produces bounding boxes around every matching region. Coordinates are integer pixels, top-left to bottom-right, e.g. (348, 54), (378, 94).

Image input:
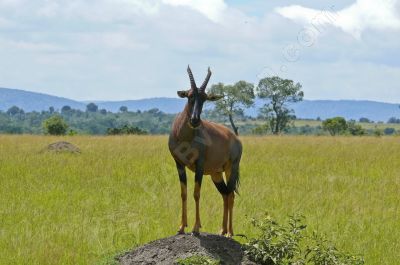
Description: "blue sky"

(0, 0), (399, 103)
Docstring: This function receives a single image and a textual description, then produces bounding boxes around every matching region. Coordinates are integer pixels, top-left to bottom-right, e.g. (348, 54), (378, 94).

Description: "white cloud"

(276, 0), (400, 38)
(162, 0), (227, 22)
(5, 0), (227, 23)
(0, 0), (399, 102)
(0, 38), (64, 52)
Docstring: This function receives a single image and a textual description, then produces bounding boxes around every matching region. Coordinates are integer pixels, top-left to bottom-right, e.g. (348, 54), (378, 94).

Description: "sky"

(0, 0), (399, 103)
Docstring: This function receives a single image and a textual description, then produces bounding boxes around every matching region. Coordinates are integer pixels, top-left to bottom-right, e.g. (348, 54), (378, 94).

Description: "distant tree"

(257, 76), (304, 135)
(347, 120), (366, 136)
(209, 81), (255, 135)
(99, 109), (107, 115)
(322, 117), (348, 136)
(7, 106), (22, 116)
(86, 103), (98, 112)
(388, 117), (400, 124)
(49, 106), (55, 114)
(316, 117), (321, 121)
(384, 128), (396, 135)
(359, 117), (372, 123)
(147, 108), (160, 114)
(42, 116), (68, 135)
(119, 106), (128, 113)
(61, 105), (72, 114)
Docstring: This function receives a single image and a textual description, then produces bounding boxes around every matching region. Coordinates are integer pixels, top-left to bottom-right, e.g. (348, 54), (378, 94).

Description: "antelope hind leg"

(212, 172), (229, 236)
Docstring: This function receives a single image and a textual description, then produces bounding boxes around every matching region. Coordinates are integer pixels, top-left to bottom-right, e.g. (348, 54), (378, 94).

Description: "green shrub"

(176, 255), (220, 265)
(322, 117), (348, 136)
(306, 232), (364, 265)
(347, 120), (366, 136)
(42, 116), (68, 135)
(244, 214), (306, 265)
(244, 214), (364, 265)
(106, 125), (148, 135)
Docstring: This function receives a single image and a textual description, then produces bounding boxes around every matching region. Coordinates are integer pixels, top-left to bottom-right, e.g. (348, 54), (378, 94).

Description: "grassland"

(0, 135), (399, 264)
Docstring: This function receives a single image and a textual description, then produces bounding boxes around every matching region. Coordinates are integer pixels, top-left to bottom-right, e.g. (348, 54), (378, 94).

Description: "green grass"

(0, 135), (399, 264)
(176, 255), (220, 265)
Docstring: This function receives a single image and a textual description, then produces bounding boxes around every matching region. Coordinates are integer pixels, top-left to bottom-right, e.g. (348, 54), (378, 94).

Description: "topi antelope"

(168, 66), (242, 237)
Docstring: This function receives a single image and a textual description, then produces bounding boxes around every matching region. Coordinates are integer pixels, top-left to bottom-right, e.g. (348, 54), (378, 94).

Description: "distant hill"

(95, 98), (184, 113)
(0, 87), (85, 112)
(248, 99), (400, 122)
(0, 87), (399, 121)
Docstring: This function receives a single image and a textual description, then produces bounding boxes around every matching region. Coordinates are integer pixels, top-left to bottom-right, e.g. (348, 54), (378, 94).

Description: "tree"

(322, 117), (348, 136)
(388, 117), (400, 124)
(359, 117), (372, 123)
(256, 76), (304, 134)
(49, 106), (55, 114)
(209, 81), (255, 135)
(119, 106), (128, 113)
(7, 106), (22, 116)
(384, 128), (396, 135)
(61, 105), (72, 114)
(99, 109), (107, 115)
(86, 103), (98, 112)
(42, 116), (68, 135)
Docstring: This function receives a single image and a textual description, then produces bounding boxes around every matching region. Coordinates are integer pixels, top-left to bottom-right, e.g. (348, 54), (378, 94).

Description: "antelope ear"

(177, 90), (189, 98)
(207, 93), (223, 101)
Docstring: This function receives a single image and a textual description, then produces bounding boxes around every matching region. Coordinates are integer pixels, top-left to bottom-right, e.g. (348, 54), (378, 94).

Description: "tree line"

(1, 76), (399, 136)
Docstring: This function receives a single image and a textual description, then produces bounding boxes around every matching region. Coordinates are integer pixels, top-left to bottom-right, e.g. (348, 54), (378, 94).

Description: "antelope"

(168, 66), (242, 237)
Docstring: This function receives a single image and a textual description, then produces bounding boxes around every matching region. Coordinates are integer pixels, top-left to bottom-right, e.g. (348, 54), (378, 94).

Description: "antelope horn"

(187, 65), (197, 89)
(200, 67), (212, 92)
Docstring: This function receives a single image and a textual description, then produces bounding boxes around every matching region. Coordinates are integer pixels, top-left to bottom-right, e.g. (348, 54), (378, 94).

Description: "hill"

(95, 97), (184, 113)
(0, 87), (399, 121)
(247, 99), (400, 122)
(0, 87), (85, 112)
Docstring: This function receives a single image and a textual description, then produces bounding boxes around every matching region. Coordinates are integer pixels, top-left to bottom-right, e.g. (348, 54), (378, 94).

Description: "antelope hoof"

(191, 231), (200, 237)
(219, 229), (227, 236)
(177, 230), (185, 235)
(226, 232), (234, 238)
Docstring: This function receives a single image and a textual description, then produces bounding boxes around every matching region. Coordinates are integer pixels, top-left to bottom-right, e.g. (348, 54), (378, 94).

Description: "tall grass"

(0, 135), (399, 264)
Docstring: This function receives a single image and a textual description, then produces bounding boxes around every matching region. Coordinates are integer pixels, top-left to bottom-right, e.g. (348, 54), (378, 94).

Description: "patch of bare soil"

(118, 233), (258, 265)
(44, 141), (81, 153)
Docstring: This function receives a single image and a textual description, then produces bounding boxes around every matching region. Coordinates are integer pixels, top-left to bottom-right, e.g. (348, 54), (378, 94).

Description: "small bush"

(383, 128), (395, 135)
(322, 117), (348, 136)
(244, 214), (364, 265)
(347, 120), (365, 136)
(244, 214), (306, 265)
(373, 128), (383, 137)
(306, 232), (364, 265)
(176, 255), (220, 265)
(42, 116), (68, 135)
(106, 125), (148, 135)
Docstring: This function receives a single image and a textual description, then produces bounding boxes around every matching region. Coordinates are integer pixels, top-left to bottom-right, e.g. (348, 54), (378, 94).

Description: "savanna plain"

(0, 135), (399, 265)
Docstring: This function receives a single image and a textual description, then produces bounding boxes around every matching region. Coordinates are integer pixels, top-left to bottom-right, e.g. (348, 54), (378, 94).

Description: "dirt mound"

(45, 141), (81, 153)
(118, 233), (258, 265)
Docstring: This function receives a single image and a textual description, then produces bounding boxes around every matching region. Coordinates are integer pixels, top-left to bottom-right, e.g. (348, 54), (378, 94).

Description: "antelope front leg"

(176, 161), (187, 234)
(192, 162), (204, 236)
(192, 182), (202, 235)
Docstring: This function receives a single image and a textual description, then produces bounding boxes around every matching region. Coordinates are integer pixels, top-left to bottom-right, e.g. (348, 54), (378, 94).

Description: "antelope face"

(177, 66), (223, 128)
